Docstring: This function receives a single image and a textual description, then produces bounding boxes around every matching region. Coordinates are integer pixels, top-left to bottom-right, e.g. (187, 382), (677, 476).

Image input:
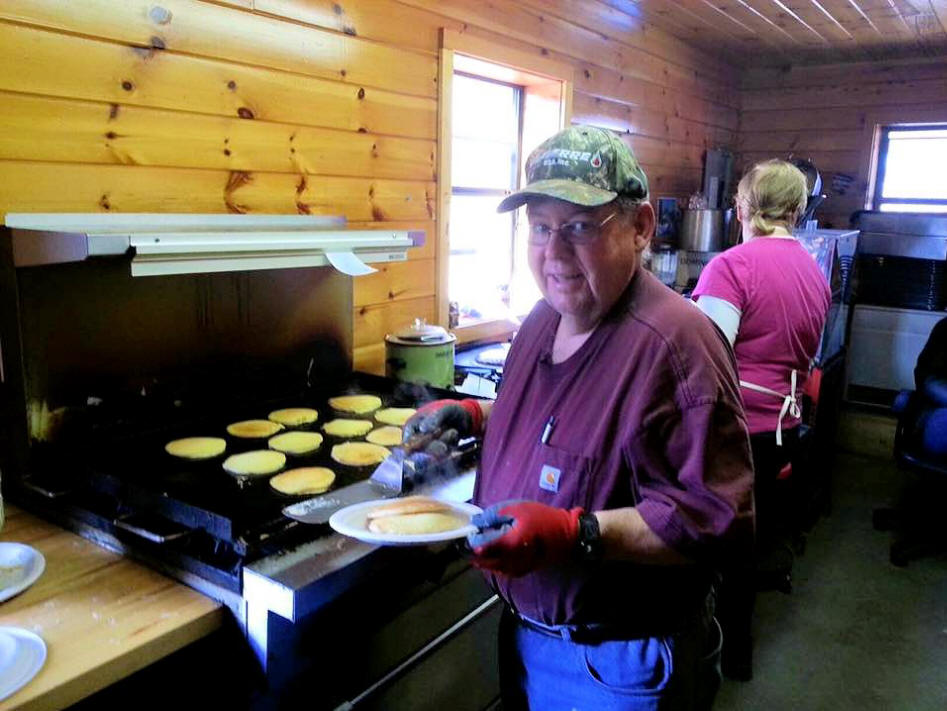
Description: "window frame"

(872, 124), (947, 212)
(438, 29), (573, 345)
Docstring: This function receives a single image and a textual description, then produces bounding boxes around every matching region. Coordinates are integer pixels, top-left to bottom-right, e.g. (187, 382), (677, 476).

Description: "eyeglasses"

(527, 212), (617, 247)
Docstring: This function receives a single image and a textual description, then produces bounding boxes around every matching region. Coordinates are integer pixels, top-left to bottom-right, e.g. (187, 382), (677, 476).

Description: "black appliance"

(16, 366), (465, 594)
(853, 211), (947, 309)
(453, 342), (508, 399)
(847, 212), (947, 405)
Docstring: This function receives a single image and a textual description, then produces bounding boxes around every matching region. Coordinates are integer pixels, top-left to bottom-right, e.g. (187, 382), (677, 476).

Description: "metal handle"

(22, 477), (72, 499)
(333, 595), (501, 711)
(113, 514), (190, 544)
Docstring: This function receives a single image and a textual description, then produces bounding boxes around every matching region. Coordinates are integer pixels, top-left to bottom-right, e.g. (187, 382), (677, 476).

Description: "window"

(873, 125), (947, 213)
(438, 32), (572, 341)
(448, 73), (521, 326)
(448, 60), (564, 328)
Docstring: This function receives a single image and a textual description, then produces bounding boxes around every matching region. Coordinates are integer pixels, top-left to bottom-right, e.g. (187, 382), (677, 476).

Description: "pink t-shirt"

(692, 238), (830, 434)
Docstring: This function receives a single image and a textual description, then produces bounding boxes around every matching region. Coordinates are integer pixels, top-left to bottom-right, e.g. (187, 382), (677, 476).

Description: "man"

(406, 126), (754, 709)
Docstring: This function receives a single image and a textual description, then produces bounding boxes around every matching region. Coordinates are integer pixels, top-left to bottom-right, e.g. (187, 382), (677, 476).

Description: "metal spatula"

(282, 432), (438, 525)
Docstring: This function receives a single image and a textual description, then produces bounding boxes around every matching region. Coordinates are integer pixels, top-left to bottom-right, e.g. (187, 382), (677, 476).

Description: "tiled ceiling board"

(618, 0), (947, 65)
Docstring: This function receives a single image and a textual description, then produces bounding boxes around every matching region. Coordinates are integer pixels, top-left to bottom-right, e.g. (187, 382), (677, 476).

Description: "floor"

(716, 451), (947, 711)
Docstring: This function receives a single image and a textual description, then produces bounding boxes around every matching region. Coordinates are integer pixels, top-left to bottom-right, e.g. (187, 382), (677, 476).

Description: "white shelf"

(4, 213), (424, 277)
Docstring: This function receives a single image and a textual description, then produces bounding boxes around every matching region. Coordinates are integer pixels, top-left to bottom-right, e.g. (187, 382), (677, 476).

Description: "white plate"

(0, 544), (45, 604)
(329, 499), (482, 546)
(0, 627), (46, 702)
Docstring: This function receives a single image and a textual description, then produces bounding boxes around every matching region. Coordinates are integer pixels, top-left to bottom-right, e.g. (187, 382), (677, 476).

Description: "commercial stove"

(17, 369), (468, 592)
(0, 218), (501, 708)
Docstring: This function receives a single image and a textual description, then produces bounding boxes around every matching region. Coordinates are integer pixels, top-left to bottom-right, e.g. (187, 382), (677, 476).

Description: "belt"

(513, 603), (709, 644)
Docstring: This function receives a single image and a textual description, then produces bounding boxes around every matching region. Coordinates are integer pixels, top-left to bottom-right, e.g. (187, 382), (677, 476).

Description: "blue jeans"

(499, 599), (722, 711)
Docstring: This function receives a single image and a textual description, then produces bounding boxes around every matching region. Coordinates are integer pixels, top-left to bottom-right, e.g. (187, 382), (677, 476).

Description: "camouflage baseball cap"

(497, 125), (649, 213)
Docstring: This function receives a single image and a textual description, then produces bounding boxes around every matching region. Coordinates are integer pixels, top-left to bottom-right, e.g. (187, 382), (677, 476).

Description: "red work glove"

(468, 501), (583, 577)
(402, 398), (484, 440)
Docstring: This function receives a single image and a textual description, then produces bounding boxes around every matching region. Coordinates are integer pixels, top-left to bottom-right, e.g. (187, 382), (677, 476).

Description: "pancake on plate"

(268, 407), (319, 427)
(368, 512), (467, 535)
(328, 394), (382, 415)
(268, 431), (323, 455)
(223, 450), (286, 477)
(226, 419), (284, 439)
(322, 419), (374, 438)
(330, 441), (390, 467)
(365, 426), (403, 447)
(270, 467), (336, 495)
(374, 407), (416, 426)
(366, 496), (449, 519)
(365, 498), (466, 535)
(165, 436), (226, 460)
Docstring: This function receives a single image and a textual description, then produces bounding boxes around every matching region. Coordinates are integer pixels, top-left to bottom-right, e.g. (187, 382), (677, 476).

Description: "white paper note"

(325, 251), (377, 276)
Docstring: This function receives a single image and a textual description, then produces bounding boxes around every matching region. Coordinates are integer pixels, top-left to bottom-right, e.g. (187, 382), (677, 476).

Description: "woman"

(692, 159), (831, 681)
(407, 125), (754, 710)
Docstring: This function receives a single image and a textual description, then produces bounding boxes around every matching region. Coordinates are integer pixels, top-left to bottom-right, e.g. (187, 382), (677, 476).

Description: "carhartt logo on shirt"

(539, 465), (561, 492)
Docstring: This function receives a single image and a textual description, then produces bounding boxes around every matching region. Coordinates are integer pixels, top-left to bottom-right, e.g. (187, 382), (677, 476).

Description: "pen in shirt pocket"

(540, 415), (556, 445)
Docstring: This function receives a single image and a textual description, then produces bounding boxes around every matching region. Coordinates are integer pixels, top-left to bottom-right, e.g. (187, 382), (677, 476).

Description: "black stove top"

(14, 372), (466, 592)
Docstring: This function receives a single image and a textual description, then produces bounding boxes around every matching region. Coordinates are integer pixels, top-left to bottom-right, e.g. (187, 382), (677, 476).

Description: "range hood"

(3, 213), (424, 277)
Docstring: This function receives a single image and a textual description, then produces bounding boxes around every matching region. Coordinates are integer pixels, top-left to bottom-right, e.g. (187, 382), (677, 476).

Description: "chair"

(872, 381), (947, 567)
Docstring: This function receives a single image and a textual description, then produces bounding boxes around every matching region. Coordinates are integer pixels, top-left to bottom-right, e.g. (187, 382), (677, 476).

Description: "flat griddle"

(78, 373), (463, 549)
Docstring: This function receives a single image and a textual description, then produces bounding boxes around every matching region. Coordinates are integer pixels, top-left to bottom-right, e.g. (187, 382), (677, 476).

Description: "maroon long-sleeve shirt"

(473, 269), (754, 627)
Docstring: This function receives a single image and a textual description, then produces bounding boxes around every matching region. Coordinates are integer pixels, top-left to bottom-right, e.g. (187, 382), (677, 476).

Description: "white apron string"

(739, 369), (800, 447)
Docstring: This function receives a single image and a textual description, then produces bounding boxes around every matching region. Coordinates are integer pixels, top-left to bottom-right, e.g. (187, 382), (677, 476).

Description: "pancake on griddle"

(374, 407), (416, 426)
(223, 450), (286, 477)
(322, 418), (374, 438)
(328, 394), (382, 415)
(330, 441), (390, 467)
(227, 419), (284, 439)
(270, 467), (336, 495)
(367, 512), (467, 535)
(268, 407), (319, 427)
(268, 431), (323, 456)
(165, 437), (227, 461)
(365, 426), (403, 447)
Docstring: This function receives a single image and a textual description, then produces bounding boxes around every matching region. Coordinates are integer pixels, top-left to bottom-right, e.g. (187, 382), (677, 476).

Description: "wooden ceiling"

(605, 0), (947, 66)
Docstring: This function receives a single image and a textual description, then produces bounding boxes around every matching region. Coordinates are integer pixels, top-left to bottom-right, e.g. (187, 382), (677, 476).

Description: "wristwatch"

(576, 512), (604, 563)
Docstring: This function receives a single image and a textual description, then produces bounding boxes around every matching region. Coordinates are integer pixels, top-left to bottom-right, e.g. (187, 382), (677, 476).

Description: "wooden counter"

(0, 506), (224, 710)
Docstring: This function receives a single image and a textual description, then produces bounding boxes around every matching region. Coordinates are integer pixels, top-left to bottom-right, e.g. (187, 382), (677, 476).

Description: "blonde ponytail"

(737, 160), (808, 236)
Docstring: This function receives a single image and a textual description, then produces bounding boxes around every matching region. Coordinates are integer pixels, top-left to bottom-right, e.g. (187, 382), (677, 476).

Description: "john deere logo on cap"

(538, 148), (594, 168)
(590, 152), (603, 168)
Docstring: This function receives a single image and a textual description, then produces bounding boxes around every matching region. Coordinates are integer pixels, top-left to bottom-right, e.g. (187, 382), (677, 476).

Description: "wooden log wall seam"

(0, 92), (435, 180)
(0, 0), (742, 374)
(0, 0), (439, 97)
(0, 22), (438, 138)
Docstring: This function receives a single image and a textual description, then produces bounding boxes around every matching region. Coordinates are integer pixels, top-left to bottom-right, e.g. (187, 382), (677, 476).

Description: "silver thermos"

(679, 209), (726, 252)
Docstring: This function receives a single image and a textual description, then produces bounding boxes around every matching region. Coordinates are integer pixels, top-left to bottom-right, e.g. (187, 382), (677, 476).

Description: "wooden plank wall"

(739, 57), (947, 230)
(0, 0), (739, 374)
